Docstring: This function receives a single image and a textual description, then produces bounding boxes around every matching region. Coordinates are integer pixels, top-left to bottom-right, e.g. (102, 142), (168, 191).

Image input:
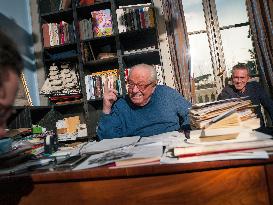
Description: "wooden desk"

(1, 156), (273, 205)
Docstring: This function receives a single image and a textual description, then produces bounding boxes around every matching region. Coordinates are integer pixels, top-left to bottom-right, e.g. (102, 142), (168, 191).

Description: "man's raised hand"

(102, 78), (118, 114)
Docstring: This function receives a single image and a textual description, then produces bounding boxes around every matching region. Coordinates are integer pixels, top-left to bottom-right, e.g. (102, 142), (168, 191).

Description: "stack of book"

(170, 129), (273, 163)
(190, 98), (257, 128)
(160, 98), (273, 164)
(189, 98), (260, 141)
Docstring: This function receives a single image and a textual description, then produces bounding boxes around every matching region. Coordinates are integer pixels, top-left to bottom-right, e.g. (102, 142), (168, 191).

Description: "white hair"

(129, 64), (157, 83)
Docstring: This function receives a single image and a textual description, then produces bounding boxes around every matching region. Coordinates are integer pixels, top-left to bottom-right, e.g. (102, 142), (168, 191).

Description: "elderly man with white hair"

(97, 63), (191, 140)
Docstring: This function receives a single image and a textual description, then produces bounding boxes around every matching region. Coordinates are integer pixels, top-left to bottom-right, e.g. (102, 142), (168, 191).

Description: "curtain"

(246, 0), (273, 96)
(161, 0), (192, 101)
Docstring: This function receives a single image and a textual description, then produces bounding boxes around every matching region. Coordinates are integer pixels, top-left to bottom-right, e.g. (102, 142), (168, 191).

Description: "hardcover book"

(42, 24), (50, 47)
(91, 9), (113, 37)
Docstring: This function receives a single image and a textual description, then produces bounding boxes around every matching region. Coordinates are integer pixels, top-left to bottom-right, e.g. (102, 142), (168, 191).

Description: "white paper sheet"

(80, 136), (140, 154)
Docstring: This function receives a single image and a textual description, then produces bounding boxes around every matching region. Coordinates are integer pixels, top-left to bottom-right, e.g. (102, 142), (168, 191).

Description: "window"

(183, 0), (257, 103)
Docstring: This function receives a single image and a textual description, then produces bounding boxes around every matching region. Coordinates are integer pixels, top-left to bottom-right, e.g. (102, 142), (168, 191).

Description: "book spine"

(49, 23), (54, 47)
(144, 7), (149, 28)
(129, 9), (134, 31)
(135, 9), (141, 30)
(42, 23), (50, 48)
(54, 23), (60, 46)
(148, 8), (155, 28)
(85, 75), (91, 100)
(79, 20), (83, 40)
(116, 8), (126, 33)
(132, 8), (138, 30)
(88, 18), (93, 39)
(60, 21), (65, 45)
(139, 8), (146, 29)
(124, 8), (130, 31)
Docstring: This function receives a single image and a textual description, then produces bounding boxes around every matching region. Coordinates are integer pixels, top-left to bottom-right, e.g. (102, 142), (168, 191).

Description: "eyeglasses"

(127, 81), (154, 91)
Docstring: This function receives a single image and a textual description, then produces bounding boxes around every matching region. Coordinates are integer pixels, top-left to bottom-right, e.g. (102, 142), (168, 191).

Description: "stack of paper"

(173, 139), (273, 157)
(161, 129), (273, 164)
(73, 136), (164, 170)
(189, 98), (260, 142)
(190, 98), (257, 129)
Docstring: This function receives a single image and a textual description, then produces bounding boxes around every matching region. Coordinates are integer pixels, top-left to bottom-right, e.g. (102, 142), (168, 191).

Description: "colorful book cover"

(91, 9), (113, 37)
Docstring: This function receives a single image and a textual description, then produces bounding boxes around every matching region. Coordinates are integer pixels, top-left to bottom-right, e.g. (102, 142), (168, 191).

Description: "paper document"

(80, 136), (140, 154)
(74, 142), (163, 170)
(139, 131), (186, 148)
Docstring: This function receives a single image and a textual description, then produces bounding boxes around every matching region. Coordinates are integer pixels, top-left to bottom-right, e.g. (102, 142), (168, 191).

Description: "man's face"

(232, 68), (249, 93)
(0, 69), (19, 137)
(127, 68), (156, 106)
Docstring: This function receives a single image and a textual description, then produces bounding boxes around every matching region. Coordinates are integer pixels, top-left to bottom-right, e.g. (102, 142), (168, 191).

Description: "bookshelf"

(34, 0), (165, 139)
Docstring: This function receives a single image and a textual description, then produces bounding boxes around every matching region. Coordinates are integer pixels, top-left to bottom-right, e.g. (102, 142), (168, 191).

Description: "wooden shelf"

(44, 42), (77, 52)
(81, 35), (116, 43)
(35, 0), (160, 138)
(122, 49), (160, 66)
(41, 9), (74, 22)
(76, 1), (111, 19)
(84, 56), (118, 66)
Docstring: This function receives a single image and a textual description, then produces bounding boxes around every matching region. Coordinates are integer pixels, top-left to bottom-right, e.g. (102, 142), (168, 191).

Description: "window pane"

(216, 0), (249, 26)
(183, 0), (206, 32)
(189, 33), (217, 103)
(189, 33), (213, 77)
(221, 26), (257, 77)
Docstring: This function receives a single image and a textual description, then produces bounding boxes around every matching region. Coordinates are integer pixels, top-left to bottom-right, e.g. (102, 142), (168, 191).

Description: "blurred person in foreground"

(0, 30), (23, 138)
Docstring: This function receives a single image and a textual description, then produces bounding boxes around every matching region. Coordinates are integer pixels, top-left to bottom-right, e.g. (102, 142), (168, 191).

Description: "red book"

(139, 8), (146, 29)
(59, 21), (65, 45)
(42, 24), (50, 48)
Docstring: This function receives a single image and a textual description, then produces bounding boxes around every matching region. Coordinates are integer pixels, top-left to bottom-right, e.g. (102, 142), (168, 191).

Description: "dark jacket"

(218, 81), (273, 126)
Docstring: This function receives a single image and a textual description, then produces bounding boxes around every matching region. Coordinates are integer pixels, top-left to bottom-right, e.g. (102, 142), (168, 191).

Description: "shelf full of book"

(38, 0), (165, 139)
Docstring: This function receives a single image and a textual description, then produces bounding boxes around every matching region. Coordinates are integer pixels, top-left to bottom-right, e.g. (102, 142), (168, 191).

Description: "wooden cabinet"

(1, 157), (273, 205)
